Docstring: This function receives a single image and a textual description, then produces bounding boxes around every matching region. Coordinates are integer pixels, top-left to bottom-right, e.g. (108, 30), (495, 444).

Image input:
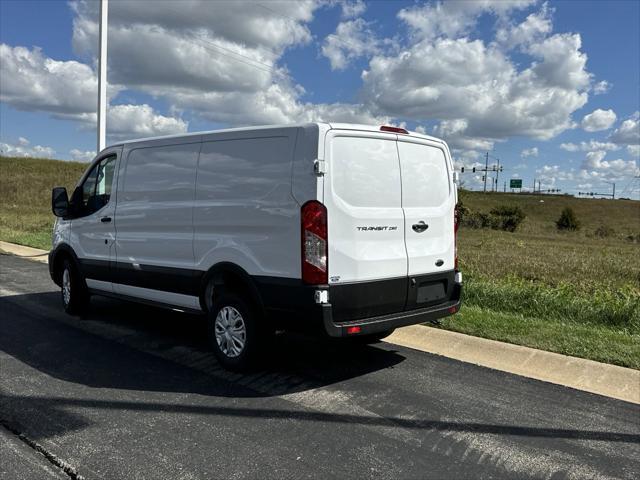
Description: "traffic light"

(461, 167), (465, 173)
(472, 167), (476, 173)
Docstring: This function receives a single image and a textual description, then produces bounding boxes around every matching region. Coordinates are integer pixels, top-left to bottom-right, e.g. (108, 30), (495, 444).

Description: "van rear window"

(330, 136), (401, 208)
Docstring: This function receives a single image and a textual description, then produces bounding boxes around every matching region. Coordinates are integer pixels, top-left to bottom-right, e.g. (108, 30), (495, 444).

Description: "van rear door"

(397, 138), (456, 309)
(324, 131), (407, 321)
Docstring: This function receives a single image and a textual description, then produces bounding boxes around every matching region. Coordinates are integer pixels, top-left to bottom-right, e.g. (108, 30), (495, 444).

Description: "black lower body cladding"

(257, 270), (462, 337)
(49, 245), (461, 337)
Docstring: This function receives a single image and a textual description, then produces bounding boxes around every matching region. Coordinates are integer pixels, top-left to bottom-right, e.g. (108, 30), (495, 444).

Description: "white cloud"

(560, 140), (620, 152)
(108, 104), (188, 139)
(0, 43), (188, 140)
(627, 145), (640, 157)
(66, 0), (381, 128)
(72, 0), (315, 58)
(580, 151), (638, 179)
(321, 18), (380, 70)
(398, 0), (536, 41)
(495, 3), (552, 48)
(559, 142), (579, 152)
(581, 108), (617, 132)
(609, 111), (640, 145)
(432, 119), (494, 150)
(0, 137), (56, 158)
(582, 150), (607, 169)
(362, 3), (592, 148)
(0, 44), (104, 116)
(340, 0), (366, 19)
(70, 149), (96, 162)
(593, 80), (611, 95)
(521, 147), (538, 158)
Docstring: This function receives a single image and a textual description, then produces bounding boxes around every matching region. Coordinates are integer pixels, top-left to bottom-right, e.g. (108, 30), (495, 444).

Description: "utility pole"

(483, 151), (489, 193)
(504, 181), (506, 193)
(495, 158), (500, 192)
(97, 0), (109, 153)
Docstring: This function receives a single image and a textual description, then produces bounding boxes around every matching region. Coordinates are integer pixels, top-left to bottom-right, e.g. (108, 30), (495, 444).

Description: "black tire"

(60, 259), (89, 315)
(207, 292), (269, 371)
(348, 328), (395, 344)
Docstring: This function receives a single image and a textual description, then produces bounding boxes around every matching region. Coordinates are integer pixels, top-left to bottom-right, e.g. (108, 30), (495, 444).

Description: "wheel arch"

(199, 262), (265, 315)
(50, 243), (81, 287)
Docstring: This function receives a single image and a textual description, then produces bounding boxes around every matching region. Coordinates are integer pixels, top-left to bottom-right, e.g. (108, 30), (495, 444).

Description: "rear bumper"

(321, 283), (462, 337)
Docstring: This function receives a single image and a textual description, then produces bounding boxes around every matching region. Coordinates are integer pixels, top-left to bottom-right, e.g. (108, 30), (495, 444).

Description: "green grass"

(0, 156), (86, 250)
(451, 190), (639, 369)
(1, 155), (639, 368)
(438, 306), (640, 369)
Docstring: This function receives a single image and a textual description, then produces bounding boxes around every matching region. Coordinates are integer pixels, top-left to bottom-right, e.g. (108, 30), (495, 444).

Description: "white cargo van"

(50, 123), (462, 369)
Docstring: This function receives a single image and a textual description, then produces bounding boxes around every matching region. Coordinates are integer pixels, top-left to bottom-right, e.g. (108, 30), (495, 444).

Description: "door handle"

(412, 221), (428, 233)
(100, 216), (112, 223)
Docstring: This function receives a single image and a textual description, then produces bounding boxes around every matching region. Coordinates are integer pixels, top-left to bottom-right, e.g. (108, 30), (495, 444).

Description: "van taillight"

(301, 200), (328, 284)
(454, 205), (459, 270)
(380, 125), (409, 134)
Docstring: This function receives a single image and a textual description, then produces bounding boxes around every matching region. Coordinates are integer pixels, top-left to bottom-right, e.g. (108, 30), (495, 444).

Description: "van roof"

(326, 123), (445, 144)
(111, 122), (445, 148)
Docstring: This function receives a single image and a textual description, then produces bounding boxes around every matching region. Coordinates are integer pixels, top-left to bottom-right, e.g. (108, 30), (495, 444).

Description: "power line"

(258, 2), (362, 53)
(156, 5), (282, 76)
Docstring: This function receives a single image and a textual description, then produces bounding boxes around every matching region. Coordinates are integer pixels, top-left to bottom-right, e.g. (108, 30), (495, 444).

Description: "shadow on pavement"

(0, 291), (406, 397)
(2, 290), (639, 447)
(2, 393), (639, 444)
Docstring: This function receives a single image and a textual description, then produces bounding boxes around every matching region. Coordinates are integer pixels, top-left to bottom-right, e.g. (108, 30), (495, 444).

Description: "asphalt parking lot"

(1, 254), (639, 479)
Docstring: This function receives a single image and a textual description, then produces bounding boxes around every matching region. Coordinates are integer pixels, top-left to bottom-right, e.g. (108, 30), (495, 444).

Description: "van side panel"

(193, 128), (299, 278)
(113, 141), (200, 304)
(291, 124), (321, 206)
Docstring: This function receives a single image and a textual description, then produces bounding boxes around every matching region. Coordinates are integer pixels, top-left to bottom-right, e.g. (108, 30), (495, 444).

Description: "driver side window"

(79, 155), (116, 216)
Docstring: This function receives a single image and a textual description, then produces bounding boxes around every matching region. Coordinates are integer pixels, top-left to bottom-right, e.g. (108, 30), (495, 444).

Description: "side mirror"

(52, 187), (69, 217)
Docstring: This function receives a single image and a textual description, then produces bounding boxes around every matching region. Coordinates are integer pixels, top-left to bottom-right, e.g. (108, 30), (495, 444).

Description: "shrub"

(461, 205), (525, 232)
(455, 201), (470, 224)
(626, 233), (640, 243)
(463, 211), (498, 229)
(556, 207), (580, 231)
(594, 225), (615, 238)
(490, 205), (526, 232)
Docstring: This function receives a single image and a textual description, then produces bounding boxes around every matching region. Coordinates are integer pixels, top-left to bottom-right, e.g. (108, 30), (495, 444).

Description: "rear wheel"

(207, 293), (269, 371)
(60, 259), (89, 315)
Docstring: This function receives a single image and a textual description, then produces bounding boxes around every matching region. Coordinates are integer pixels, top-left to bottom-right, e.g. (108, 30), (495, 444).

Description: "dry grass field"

(0, 156), (86, 248)
(1, 156), (638, 367)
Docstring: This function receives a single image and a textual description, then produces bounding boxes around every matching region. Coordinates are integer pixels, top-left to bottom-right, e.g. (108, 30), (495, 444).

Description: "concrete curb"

(1, 241), (637, 404)
(386, 325), (639, 405)
(0, 241), (48, 264)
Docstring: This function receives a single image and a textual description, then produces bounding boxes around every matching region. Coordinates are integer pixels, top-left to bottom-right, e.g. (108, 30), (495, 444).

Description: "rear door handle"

(100, 216), (112, 223)
(412, 221), (428, 233)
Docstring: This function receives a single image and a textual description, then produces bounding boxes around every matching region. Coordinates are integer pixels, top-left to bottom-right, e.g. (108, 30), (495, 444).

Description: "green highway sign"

(510, 179), (523, 189)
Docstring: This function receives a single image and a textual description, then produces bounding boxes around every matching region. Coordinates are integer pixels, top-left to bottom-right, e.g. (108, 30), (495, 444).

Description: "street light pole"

(97, 0), (109, 153)
(483, 151), (488, 193)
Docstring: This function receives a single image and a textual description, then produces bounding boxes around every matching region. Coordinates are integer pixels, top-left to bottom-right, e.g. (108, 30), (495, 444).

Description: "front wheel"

(61, 259), (89, 315)
(207, 293), (269, 371)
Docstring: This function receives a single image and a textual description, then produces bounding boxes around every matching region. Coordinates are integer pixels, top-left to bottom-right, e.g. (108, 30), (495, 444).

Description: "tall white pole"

(97, 0), (109, 153)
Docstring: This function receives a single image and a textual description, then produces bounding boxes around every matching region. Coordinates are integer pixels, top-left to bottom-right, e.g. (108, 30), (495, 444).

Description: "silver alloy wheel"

(214, 306), (247, 358)
(62, 268), (71, 306)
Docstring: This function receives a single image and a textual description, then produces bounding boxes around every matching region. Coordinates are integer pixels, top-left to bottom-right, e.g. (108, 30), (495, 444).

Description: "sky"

(1, 0), (639, 198)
